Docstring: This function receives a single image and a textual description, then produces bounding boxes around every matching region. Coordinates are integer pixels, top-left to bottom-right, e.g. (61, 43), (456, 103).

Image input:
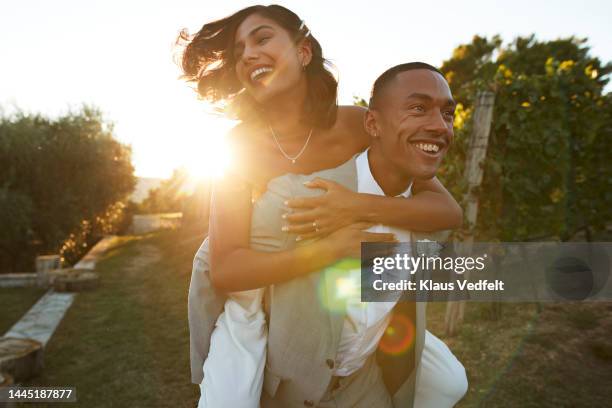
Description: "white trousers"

(199, 294), (467, 408)
(414, 330), (468, 408)
(198, 289), (266, 408)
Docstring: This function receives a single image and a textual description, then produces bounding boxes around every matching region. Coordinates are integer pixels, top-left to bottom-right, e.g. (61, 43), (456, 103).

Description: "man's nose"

(424, 109), (449, 135)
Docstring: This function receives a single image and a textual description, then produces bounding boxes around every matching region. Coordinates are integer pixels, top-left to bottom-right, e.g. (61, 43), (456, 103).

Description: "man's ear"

(364, 109), (380, 138)
(297, 38), (313, 67)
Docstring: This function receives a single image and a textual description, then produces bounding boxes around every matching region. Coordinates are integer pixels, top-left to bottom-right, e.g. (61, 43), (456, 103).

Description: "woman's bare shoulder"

(336, 105), (367, 124)
(227, 122), (256, 144)
(334, 105), (369, 149)
(224, 122), (279, 189)
(222, 123), (262, 183)
(227, 122), (268, 151)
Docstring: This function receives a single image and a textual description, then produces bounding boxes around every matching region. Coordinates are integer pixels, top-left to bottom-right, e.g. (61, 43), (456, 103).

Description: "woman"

(181, 5), (465, 407)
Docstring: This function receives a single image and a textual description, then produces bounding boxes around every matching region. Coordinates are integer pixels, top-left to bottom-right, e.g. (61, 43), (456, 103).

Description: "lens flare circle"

(317, 259), (362, 314)
(379, 314), (415, 356)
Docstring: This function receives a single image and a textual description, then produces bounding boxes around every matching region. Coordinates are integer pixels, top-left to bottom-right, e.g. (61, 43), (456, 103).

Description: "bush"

(0, 105), (136, 271)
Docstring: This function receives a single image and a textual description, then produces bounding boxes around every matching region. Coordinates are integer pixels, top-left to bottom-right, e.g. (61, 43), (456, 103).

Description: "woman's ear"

(297, 38), (313, 68)
(364, 109), (380, 138)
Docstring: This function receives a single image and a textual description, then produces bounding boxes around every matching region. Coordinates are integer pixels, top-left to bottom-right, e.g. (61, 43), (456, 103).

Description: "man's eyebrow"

(234, 25), (274, 47)
(405, 93), (433, 101)
(405, 93), (457, 107)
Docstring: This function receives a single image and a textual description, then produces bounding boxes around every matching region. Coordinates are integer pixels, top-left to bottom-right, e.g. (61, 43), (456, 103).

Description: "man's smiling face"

(367, 69), (456, 180)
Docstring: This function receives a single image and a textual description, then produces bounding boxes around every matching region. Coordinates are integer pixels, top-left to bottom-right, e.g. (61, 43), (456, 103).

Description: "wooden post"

(0, 372), (15, 408)
(0, 338), (44, 383)
(445, 91), (496, 336)
(35, 255), (61, 287)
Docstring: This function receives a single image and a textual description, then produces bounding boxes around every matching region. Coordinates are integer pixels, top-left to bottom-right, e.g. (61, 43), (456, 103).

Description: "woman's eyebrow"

(234, 24), (274, 47)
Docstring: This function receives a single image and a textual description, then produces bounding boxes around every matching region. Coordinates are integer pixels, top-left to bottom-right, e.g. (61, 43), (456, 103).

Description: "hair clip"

(299, 20), (311, 37)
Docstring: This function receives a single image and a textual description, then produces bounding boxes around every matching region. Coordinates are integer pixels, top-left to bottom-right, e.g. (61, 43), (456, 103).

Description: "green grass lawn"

(11, 228), (612, 407)
(0, 287), (48, 335)
(21, 231), (204, 407)
(428, 301), (612, 407)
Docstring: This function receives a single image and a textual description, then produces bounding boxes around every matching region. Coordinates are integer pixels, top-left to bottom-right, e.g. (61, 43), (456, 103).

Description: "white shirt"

(332, 149), (413, 376)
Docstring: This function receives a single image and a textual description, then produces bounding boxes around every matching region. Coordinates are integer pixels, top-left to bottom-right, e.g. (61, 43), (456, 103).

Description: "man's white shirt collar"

(356, 149), (413, 199)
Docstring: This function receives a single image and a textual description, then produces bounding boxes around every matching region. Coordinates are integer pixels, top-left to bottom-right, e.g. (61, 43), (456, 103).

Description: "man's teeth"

(414, 143), (440, 153)
(250, 67), (273, 81)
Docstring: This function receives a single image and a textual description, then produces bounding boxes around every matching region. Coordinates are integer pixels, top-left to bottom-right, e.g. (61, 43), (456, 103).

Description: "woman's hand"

(284, 177), (362, 240)
(319, 222), (398, 259)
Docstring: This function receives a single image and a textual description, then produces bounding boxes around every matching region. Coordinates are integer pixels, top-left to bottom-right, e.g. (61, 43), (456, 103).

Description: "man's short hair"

(369, 62), (446, 109)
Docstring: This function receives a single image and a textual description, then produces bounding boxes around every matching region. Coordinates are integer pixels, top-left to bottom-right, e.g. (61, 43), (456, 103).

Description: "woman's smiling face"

(233, 13), (310, 104)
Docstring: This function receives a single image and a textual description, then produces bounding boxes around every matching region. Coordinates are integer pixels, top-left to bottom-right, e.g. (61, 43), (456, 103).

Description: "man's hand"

(283, 178), (361, 240)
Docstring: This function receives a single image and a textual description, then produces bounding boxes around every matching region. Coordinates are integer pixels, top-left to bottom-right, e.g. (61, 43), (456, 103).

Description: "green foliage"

(136, 168), (211, 231)
(0, 188), (34, 269)
(0, 105), (136, 271)
(137, 169), (189, 214)
(353, 96), (368, 107)
(439, 35), (612, 240)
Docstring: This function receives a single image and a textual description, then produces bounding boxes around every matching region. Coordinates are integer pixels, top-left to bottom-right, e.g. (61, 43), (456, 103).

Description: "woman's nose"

(241, 44), (259, 63)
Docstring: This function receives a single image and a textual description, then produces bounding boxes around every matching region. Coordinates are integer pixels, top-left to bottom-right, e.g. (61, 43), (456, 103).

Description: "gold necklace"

(268, 125), (314, 164)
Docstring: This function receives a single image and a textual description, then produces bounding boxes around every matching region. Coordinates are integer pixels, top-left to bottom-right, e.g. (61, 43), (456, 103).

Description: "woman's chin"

(249, 80), (299, 106)
(250, 88), (275, 104)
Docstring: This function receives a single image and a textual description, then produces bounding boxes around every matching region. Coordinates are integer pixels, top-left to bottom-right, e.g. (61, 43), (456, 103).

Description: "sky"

(1, 0), (611, 178)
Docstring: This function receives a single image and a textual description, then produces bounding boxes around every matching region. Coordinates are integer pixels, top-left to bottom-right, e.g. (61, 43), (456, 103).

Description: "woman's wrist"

(353, 192), (376, 224)
(312, 235), (345, 262)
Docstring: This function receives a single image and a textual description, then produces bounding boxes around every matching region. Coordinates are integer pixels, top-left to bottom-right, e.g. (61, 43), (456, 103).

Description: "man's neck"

(367, 146), (413, 197)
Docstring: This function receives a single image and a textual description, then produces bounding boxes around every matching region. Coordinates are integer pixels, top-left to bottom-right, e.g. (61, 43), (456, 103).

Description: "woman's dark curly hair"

(178, 4), (338, 128)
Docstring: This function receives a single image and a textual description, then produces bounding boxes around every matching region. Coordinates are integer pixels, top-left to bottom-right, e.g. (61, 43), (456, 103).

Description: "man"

(189, 63), (466, 407)
(262, 63), (466, 408)
(339, 62), (467, 407)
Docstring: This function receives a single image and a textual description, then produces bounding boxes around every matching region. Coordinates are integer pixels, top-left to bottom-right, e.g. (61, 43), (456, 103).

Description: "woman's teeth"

(250, 67), (273, 81)
(414, 143), (440, 153)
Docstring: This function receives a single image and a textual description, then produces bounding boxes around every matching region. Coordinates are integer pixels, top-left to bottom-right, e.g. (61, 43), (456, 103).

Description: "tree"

(138, 168), (190, 214)
(0, 105), (136, 271)
(136, 168), (211, 232)
(0, 188), (34, 270)
(439, 35), (612, 241)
